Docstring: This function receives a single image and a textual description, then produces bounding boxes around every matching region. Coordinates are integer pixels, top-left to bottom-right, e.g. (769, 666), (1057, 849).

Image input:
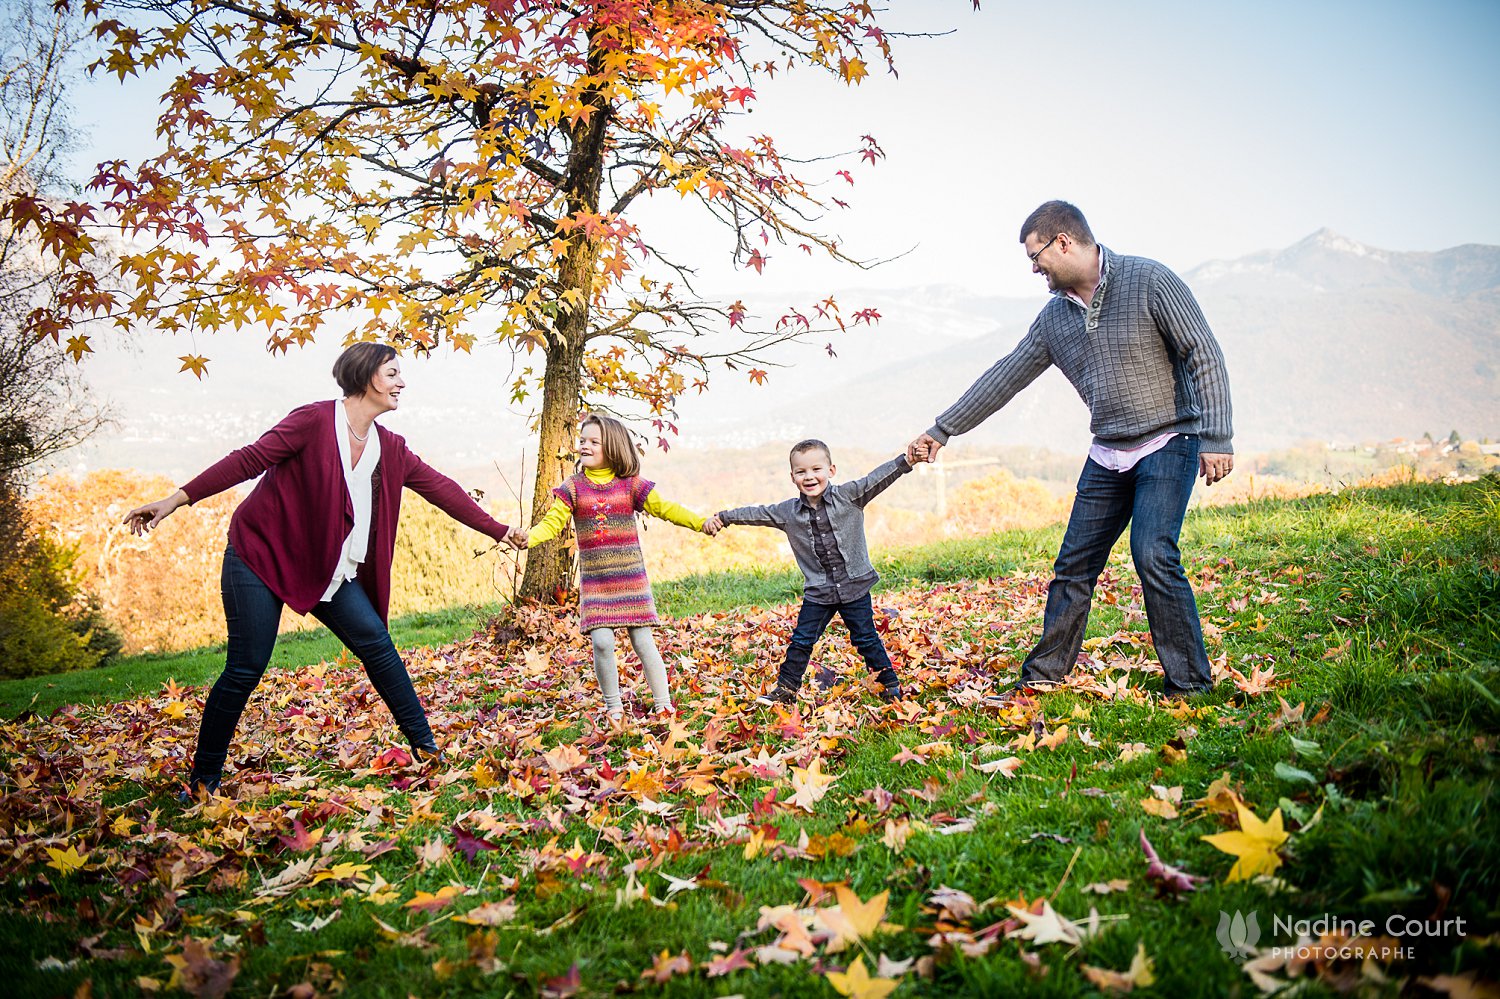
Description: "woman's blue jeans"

(1018, 434), (1213, 696)
(189, 545), (434, 780)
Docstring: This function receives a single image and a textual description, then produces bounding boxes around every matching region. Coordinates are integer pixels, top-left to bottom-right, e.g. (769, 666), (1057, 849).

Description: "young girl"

(524, 414), (717, 720)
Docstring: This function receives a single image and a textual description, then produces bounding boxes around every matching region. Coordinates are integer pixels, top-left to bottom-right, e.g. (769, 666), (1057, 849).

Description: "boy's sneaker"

(755, 685), (797, 707)
(878, 684), (904, 703)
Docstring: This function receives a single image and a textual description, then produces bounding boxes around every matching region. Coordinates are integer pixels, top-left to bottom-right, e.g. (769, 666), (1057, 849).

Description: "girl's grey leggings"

(589, 627), (672, 715)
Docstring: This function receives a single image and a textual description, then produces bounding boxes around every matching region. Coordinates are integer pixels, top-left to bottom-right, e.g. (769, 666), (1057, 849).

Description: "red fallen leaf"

(277, 820), (318, 853)
(1140, 828), (1206, 898)
(359, 839), (399, 860)
(540, 963), (581, 998)
(451, 824), (500, 863)
(751, 787), (779, 817)
(704, 948), (755, 977)
(860, 786), (895, 814)
(373, 747), (412, 770)
(301, 799), (351, 823)
(797, 877), (842, 906)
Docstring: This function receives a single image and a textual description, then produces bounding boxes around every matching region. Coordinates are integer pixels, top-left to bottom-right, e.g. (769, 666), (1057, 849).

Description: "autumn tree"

(1, 0), (119, 677)
(8, 0), (974, 600)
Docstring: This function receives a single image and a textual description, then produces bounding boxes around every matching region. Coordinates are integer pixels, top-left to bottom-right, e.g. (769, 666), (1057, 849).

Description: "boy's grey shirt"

(718, 455), (912, 604)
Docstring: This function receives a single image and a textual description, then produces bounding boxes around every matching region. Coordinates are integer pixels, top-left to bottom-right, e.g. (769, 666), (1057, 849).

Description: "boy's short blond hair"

(789, 439), (832, 465)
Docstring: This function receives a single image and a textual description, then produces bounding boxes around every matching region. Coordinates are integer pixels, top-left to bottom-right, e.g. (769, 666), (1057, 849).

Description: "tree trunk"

(518, 334), (584, 601)
(518, 37), (610, 602)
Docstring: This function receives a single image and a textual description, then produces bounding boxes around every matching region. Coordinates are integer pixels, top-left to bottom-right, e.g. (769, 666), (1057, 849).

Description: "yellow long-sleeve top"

(527, 466), (706, 545)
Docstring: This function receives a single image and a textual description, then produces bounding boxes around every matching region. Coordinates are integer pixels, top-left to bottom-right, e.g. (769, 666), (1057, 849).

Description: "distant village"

(1253, 433), (1500, 487)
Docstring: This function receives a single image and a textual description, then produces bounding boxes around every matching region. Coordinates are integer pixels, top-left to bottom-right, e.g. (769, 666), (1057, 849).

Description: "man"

(907, 201), (1233, 700)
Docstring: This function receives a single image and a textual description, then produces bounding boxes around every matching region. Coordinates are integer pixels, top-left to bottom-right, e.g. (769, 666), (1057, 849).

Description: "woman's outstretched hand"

(123, 490), (189, 536)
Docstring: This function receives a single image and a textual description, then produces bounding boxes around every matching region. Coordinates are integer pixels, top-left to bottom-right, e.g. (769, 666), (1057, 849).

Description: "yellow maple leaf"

(1081, 941), (1156, 992)
(310, 862), (371, 885)
(472, 758), (500, 788)
(817, 886), (892, 952)
(45, 845), (90, 875)
(1201, 798), (1289, 882)
(827, 955), (897, 999)
(788, 756), (838, 811)
(177, 355), (210, 379)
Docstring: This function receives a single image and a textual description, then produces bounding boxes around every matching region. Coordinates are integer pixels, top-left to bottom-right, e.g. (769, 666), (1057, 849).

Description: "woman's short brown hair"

(581, 413), (640, 478)
(332, 342), (397, 397)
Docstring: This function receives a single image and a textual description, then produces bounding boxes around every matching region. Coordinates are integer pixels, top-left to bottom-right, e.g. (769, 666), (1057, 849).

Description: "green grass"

(0, 603), (505, 718)
(2, 477), (1498, 997)
(1, 532), (1066, 720)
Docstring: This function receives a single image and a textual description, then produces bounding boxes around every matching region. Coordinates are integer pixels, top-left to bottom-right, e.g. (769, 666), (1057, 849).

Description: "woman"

(125, 343), (525, 797)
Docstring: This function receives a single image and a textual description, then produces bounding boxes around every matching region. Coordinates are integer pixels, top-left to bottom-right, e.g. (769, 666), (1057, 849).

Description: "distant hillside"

(689, 230), (1500, 452)
(65, 230), (1499, 480)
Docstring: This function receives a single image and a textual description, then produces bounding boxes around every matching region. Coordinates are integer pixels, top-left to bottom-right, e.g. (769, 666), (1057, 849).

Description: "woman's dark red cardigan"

(181, 401), (509, 622)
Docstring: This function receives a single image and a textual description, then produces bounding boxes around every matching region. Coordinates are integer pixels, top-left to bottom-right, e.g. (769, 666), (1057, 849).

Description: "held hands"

(702, 514), (724, 537)
(1199, 452), (1234, 486)
(504, 526), (529, 550)
(906, 433), (943, 464)
(123, 490), (188, 536)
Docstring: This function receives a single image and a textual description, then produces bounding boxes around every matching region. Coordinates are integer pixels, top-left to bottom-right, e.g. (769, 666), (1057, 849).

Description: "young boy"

(706, 440), (912, 705)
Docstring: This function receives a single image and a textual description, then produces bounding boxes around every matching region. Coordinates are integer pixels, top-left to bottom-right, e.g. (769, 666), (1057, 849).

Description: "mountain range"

(65, 229), (1500, 486)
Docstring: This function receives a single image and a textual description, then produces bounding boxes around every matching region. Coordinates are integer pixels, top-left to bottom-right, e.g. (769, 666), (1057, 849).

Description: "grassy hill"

(0, 477), (1495, 997)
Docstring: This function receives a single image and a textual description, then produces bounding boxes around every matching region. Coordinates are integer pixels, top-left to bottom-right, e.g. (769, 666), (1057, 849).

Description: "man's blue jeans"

(1019, 434), (1212, 696)
(779, 593), (900, 693)
(189, 545), (435, 781)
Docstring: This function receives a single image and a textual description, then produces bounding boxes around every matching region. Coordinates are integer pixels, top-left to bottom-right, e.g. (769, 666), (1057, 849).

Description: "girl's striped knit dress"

(554, 472), (659, 632)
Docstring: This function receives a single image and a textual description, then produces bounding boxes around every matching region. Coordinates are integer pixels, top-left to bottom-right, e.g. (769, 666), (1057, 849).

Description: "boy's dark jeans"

(779, 593), (900, 693)
(189, 545), (435, 782)
(1019, 434), (1212, 696)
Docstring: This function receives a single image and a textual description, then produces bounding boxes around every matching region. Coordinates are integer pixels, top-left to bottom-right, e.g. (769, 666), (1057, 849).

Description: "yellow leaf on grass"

(310, 862), (371, 885)
(817, 886), (892, 952)
(543, 744), (587, 773)
(1201, 798), (1289, 882)
(788, 757), (838, 811)
(827, 955), (897, 999)
(1038, 724), (1070, 750)
(45, 845), (89, 875)
(404, 885), (466, 912)
(1081, 941), (1156, 992)
(472, 758), (500, 788)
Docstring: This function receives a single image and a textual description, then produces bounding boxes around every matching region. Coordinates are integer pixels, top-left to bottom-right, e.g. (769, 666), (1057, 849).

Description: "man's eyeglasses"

(1028, 234), (1059, 264)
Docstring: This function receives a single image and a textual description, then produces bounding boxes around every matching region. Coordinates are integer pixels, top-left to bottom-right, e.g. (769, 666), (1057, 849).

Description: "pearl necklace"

(349, 425), (370, 443)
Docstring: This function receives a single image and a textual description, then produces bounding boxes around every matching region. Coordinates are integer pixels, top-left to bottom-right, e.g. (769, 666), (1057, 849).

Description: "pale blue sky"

(68, 0), (1500, 298)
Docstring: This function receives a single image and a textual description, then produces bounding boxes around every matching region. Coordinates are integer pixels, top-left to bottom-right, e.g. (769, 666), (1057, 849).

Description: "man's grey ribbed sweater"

(927, 246), (1234, 453)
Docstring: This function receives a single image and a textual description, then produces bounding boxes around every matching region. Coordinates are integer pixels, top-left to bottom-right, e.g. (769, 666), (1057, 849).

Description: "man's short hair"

(332, 342), (397, 397)
(789, 439), (832, 464)
(1019, 200), (1095, 246)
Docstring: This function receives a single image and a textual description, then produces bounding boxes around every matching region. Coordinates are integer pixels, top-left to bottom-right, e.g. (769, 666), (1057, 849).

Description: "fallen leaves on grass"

(1201, 798), (1289, 882)
(826, 955), (898, 999)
